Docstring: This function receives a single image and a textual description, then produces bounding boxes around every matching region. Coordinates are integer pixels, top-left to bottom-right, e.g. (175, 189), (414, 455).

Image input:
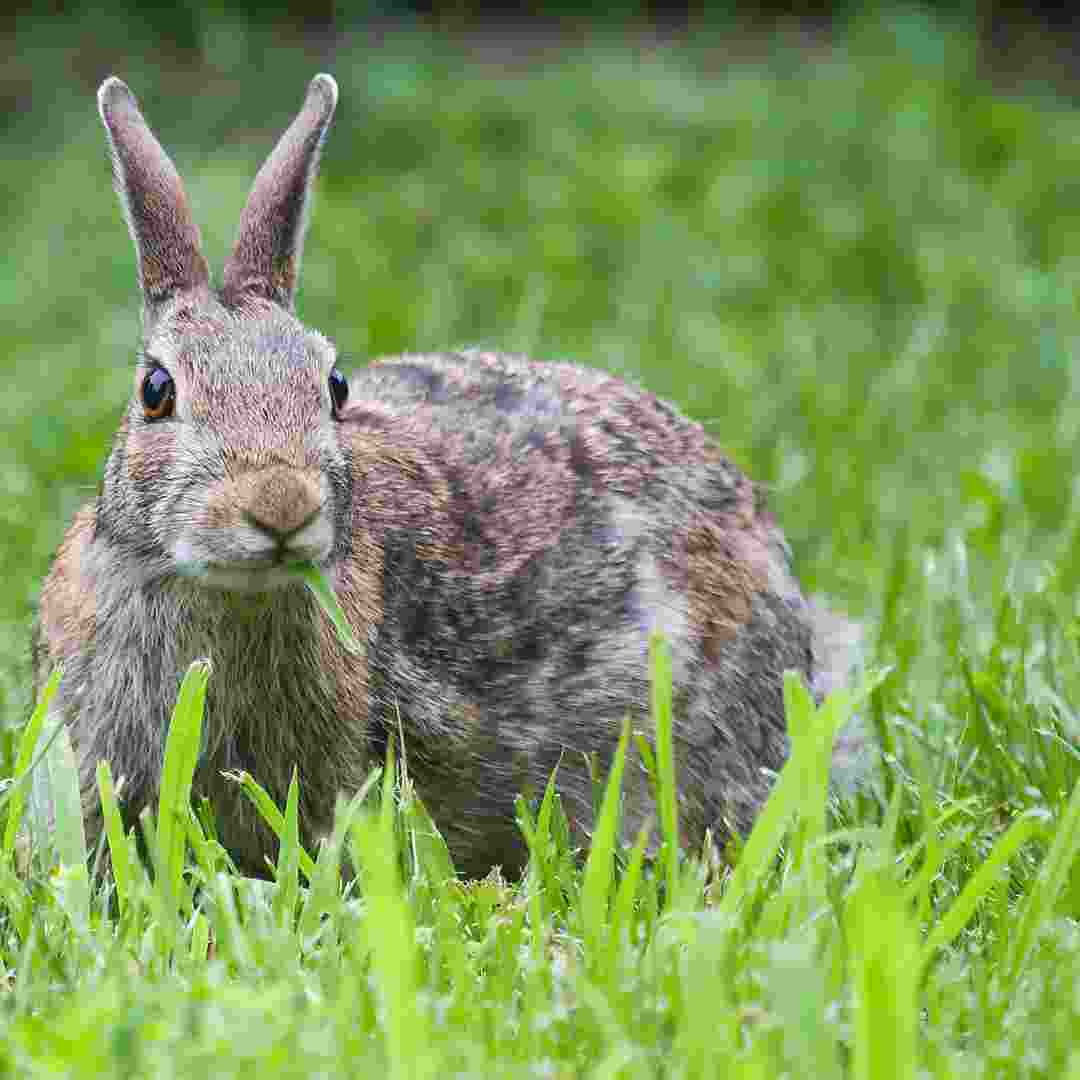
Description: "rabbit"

(32, 74), (843, 880)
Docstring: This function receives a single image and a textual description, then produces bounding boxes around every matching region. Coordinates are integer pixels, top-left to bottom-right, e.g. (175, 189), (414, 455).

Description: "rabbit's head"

(95, 76), (350, 592)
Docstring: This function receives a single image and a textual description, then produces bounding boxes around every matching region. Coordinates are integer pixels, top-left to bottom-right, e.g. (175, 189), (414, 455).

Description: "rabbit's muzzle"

(234, 465), (324, 542)
(172, 464), (335, 589)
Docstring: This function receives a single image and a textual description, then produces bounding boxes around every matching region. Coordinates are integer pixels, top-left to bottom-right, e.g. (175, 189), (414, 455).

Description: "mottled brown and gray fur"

(33, 75), (841, 879)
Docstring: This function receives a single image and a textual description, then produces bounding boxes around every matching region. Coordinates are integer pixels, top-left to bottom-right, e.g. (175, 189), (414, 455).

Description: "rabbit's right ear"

(98, 77), (209, 319)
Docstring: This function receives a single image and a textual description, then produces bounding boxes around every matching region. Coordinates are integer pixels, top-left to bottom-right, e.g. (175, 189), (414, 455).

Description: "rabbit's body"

(33, 76), (821, 878)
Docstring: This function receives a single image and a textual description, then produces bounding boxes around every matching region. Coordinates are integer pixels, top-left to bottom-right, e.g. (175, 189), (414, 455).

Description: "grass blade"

(299, 786), (373, 943)
(190, 911), (211, 964)
(920, 808), (1045, 972)
(786, 674), (850, 919)
(399, 786), (456, 887)
(649, 632), (679, 905)
(606, 818), (651, 980)
(380, 737), (397, 841)
(717, 685), (815, 921)
(519, 761), (565, 909)
(291, 561), (365, 655)
(96, 760), (132, 916)
(2, 668), (61, 860)
(273, 766), (302, 926)
(0, 862), (31, 943)
(580, 718), (629, 957)
(1007, 774), (1080, 985)
(350, 788), (432, 1078)
(46, 718), (87, 869)
(157, 660), (210, 903)
(847, 868), (920, 1080)
(226, 769), (318, 882)
(46, 719), (89, 928)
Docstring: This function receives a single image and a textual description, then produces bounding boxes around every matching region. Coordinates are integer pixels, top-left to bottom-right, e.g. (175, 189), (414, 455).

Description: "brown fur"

(210, 468), (323, 536)
(32, 75), (849, 879)
(683, 523), (759, 662)
(38, 507), (97, 666)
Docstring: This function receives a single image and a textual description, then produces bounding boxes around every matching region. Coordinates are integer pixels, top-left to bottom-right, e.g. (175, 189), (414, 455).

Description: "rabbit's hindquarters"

(335, 352), (813, 877)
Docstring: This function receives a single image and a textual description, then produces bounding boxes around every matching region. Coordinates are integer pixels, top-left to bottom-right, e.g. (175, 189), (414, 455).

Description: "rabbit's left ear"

(98, 77), (210, 319)
(221, 74), (338, 311)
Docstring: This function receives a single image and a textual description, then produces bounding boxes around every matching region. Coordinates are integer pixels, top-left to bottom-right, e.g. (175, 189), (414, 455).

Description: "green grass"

(2, 7), (1079, 1075)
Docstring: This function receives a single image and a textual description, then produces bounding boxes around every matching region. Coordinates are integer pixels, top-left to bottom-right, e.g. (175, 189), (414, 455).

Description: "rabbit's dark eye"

(141, 367), (175, 420)
(329, 367), (348, 415)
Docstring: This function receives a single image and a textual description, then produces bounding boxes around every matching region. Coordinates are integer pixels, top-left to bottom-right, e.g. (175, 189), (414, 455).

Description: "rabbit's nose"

(239, 467), (324, 540)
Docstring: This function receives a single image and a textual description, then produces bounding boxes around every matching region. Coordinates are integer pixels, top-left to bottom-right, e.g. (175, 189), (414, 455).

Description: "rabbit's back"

(339, 350), (813, 876)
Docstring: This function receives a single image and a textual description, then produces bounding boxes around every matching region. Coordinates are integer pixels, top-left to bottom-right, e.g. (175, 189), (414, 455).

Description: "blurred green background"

(3, 5), (1080, 732)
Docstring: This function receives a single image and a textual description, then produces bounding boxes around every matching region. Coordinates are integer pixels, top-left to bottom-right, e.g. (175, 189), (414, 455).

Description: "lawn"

(1, 8), (1078, 1076)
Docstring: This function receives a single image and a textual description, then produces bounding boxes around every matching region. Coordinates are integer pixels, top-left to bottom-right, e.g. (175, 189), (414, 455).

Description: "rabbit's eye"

(329, 367), (348, 415)
(142, 367), (175, 420)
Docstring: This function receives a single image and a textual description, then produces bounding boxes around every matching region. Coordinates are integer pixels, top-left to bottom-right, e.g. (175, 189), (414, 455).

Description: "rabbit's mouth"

(172, 538), (334, 593)
(168, 492), (337, 592)
(203, 567), (312, 592)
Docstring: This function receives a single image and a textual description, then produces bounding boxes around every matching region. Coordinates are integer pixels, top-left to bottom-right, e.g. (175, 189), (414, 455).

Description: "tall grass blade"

(226, 768), (318, 882)
(380, 738), (397, 841)
(920, 808), (1045, 972)
(766, 938), (842, 1080)
(96, 760), (132, 916)
(0, 862), (31, 943)
(847, 869), (920, 1080)
(1007, 774), (1080, 985)
(785, 673), (848, 919)
(185, 801), (228, 880)
(291, 561), (365, 655)
(716, 674), (846, 922)
(46, 719), (89, 927)
(580, 718), (629, 957)
(189, 911), (211, 964)
(2, 668), (60, 859)
(649, 632), (679, 905)
(273, 766), (301, 926)
(205, 869), (250, 970)
(350, 789), (433, 1077)
(717, 764), (797, 920)
(606, 818), (651, 980)
(157, 660), (210, 903)
(519, 762), (564, 929)
(534, 764), (559, 854)
(300, 788), (372, 943)
(673, 913), (738, 1074)
(399, 785), (456, 886)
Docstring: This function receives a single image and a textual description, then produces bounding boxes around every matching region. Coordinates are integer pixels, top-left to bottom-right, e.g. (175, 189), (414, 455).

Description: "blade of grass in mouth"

(289, 562), (365, 656)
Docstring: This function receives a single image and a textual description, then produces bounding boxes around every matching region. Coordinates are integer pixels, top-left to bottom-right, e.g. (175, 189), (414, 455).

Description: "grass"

(1, 7), (1079, 1075)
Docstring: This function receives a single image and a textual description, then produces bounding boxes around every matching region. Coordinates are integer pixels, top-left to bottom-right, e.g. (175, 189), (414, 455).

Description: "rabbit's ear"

(221, 74), (338, 311)
(98, 78), (210, 316)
